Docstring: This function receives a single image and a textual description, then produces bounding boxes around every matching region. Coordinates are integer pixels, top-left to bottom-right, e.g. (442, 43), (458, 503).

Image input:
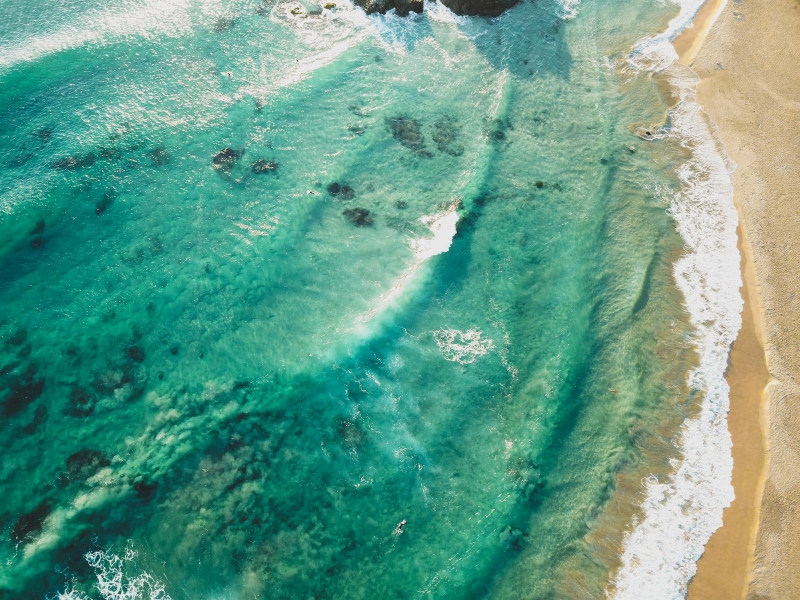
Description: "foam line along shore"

(607, 0), (744, 597)
(684, 0), (800, 597)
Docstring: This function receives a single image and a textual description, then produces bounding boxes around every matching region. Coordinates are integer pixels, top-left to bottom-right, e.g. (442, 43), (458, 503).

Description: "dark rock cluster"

(356, 0), (422, 16)
(354, 0), (519, 16)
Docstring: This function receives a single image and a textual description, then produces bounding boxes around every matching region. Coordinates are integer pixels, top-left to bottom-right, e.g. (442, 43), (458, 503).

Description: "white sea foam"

(54, 546), (172, 600)
(559, 0), (582, 20)
(0, 0), (192, 72)
(352, 203), (460, 331)
(609, 1), (740, 599)
(433, 328), (494, 364)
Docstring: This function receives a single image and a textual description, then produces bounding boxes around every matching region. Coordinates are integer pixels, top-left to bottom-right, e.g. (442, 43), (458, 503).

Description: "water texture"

(0, 0), (738, 598)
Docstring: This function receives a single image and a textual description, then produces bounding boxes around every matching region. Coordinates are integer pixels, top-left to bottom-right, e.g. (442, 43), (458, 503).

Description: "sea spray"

(609, 1), (741, 597)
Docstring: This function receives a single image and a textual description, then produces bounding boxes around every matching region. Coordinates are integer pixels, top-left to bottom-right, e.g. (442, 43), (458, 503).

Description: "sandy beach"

(673, 0), (800, 597)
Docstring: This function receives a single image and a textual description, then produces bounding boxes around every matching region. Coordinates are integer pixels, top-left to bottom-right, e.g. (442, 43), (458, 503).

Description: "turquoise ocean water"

(0, 0), (741, 598)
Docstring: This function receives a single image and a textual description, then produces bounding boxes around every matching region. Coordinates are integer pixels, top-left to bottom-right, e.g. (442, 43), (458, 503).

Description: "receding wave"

(0, 0), (192, 72)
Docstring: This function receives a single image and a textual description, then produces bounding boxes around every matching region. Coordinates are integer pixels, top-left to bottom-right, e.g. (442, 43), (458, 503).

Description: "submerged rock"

(343, 207), (373, 226)
(65, 449), (111, 480)
(433, 116), (465, 156)
(214, 17), (236, 32)
(95, 192), (115, 215)
(133, 479), (158, 499)
(21, 404), (48, 435)
(347, 124), (366, 136)
(11, 500), (51, 542)
(52, 153), (96, 171)
(255, 0), (272, 15)
(336, 418), (366, 448)
(34, 128), (53, 143)
(31, 220), (45, 235)
(388, 116), (429, 154)
(213, 148), (241, 171)
(65, 386), (96, 417)
(488, 117), (510, 144)
(3, 364), (45, 417)
(127, 346), (145, 363)
(441, 0), (519, 14)
(251, 158), (278, 173)
(327, 182), (355, 200)
(150, 146), (170, 166)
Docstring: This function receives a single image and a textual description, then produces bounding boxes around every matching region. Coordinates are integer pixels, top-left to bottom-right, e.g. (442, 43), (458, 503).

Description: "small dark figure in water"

(395, 519), (407, 534)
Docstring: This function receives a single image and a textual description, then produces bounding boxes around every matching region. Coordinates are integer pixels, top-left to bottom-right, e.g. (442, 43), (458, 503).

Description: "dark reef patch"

(127, 346), (145, 363)
(3, 364), (45, 417)
(21, 404), (48, 435)
(214, 17), (236, 32)
(65, 449), (111, 482)
(251, 159), (278, 173)
(327, 182), (355, 200)
(150, 146), (170, 166)
(354, 0), (422, 16)
(6, 328), (28, 347)
(95, 192), (115, 215)
(11, 500), (51, 542)
(343, 208), (373, 227)
(34, 128), (53, 143)
(133, 479), (159, 500)
(336, 418), (366, 449)
(52, 153), (96, 171)
(432, 116), (465, 156)
(388, 116), (430, 156)
(65, 386), (97, 417)
(488, 118), (511, 144)
(213, 148), (241, 171)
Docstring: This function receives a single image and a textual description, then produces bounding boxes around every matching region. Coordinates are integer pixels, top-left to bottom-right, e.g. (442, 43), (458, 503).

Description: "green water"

(0, 0), (722, 598)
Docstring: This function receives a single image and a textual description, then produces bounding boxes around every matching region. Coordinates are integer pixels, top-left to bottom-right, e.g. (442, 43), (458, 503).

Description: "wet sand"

(676, 0), (800, 597)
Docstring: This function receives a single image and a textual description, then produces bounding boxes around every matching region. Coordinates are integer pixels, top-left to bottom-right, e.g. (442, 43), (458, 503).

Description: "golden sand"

(676, 0), (800, 597)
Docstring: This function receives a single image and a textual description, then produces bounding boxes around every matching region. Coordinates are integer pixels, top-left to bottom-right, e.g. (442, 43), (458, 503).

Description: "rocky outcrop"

(439, 0), (519, 16)
(355, 0), (422, 16)
(354, 0), (519, 16)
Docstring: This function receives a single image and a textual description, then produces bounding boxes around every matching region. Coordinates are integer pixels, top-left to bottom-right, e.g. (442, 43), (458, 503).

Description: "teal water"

(0, 0), (740, 598)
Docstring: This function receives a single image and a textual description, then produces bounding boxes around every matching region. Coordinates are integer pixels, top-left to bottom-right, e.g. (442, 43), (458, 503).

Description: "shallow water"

(0, 0), (738, 598)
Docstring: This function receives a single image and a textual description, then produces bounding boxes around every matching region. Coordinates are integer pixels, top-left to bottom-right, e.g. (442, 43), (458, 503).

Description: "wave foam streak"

(609, 3), (741, 598)
(54, 546), (172, 600)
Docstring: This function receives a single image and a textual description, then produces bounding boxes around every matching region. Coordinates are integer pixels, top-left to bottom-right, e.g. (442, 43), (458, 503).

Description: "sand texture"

(686, 0), (800, 597)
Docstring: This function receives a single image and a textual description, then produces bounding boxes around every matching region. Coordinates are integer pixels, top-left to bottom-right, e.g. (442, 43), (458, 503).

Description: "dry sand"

(674, 0), (800, 597)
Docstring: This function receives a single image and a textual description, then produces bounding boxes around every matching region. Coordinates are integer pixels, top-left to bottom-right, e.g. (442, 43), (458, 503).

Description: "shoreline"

(673, 4), (769, 599)
(676, 0), (800, 597)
